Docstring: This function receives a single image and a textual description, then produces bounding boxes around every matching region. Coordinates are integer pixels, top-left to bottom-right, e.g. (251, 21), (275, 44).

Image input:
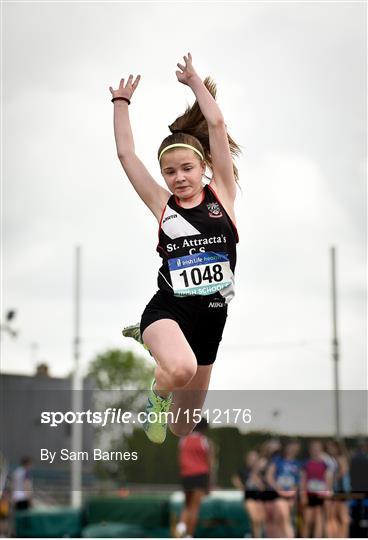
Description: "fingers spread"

(119, 78), (125, 87)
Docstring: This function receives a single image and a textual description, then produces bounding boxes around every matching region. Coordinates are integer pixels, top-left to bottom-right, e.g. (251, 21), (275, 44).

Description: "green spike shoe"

(143, 379), (173, 444)
(122, 322), (150, 351)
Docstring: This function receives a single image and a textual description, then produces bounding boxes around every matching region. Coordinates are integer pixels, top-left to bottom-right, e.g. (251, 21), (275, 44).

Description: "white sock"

(176, 522), (187, 536)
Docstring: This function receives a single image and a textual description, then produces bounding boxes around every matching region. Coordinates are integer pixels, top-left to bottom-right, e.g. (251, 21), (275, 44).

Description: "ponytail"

(158, 77), (241, 183)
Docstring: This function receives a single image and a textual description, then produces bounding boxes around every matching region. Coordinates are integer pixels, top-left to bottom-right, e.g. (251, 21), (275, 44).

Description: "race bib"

(307, 479), (326, 493)
(277, 475), (295, 490)
(168, 251), (232, 297)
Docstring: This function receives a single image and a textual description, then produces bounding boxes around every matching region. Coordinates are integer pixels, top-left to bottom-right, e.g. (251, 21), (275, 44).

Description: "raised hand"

(109, 74), (141, 101)
(175, 52), (199, 86)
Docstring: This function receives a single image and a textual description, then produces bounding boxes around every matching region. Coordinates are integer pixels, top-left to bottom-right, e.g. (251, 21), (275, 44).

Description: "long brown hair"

(158, 77), (241, 183)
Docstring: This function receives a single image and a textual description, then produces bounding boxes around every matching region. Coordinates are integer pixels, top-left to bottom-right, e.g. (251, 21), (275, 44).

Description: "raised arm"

(109, 75), (170, 221)
(176, 53), (237, 201)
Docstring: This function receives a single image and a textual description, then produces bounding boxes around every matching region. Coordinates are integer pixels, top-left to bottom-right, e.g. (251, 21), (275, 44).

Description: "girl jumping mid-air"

(109, 53), (241, 444)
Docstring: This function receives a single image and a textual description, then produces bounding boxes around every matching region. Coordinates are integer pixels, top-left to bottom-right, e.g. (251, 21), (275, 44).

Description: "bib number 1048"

(179, 264), (223, 287)
(168, 252), (232, 296)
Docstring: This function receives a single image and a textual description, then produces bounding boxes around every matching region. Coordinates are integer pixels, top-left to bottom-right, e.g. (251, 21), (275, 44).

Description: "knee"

(251, 513), (263, 526)
(341, 514), (351, 526)
(167, 361), (197, 388)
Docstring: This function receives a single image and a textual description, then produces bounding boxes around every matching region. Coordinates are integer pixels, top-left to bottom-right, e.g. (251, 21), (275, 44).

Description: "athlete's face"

(309, 441), (323, 458)
(245, 451), (258, 467)
(325, 441), (338, 456)
(285, 442), (300, 459)
(160, 149), (206, 200)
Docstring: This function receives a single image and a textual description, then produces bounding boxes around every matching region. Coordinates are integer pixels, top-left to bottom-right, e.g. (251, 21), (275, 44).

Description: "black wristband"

(111, 97), (131, 105)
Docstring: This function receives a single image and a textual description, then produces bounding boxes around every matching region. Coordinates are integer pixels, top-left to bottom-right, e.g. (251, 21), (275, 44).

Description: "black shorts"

(140, 290), (228, 366)
(15, 500), (30, 511)
(260, 489), (279, 502)
(307, 494), (324, 507)
(245, 490), (262, 501)
(181, 473), (209, 492)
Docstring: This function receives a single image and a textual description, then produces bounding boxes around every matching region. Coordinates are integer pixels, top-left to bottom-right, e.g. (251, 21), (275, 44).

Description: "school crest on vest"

(207, 202), (223, 218)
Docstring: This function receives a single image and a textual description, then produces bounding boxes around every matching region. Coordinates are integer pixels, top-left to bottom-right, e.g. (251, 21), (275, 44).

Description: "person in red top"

(300, 440), (333, 538)
(175, 418), (213, 538)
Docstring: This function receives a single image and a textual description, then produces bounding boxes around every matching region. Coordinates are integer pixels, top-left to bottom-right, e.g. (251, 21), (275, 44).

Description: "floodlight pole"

(71, 245), (83, 507)
(330, 246), (341, 440)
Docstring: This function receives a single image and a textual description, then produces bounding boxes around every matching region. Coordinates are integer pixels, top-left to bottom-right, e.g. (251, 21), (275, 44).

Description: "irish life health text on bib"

(168, 251), (232, 297)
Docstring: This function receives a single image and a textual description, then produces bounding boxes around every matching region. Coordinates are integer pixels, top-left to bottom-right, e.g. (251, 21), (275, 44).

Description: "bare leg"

(264, 500), (279, 538)
(169, 364), (213, 436)
(182, 489), (206, 537)
(313, 506), (323, 538)
(245, 500), (265, 538)
(301, 506), (313, 538)
(325, 499), (339, 538)
(141, 318), (218, 443)
(336, 501), (350, 538)
(177, 491), (193, 537)
(142, 319), (197, 397)
(276, 498), (294, 538)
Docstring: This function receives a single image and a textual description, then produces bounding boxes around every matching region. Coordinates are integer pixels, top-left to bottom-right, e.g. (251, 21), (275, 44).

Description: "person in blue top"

(266, 439), (301, 538)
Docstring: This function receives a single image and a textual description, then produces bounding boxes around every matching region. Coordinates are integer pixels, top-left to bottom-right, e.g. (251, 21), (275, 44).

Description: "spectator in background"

(350, 438), (368, 496)
(0, 484), (10, 538)
(11, 457), (33, 512)
(322, 440), (339, 538)
(266, 439), (302, 538)
(232, 450), (266, 538)
(324, 439), (351, 538)
(300, 440), (332, 538)
(349, 438), (368, 538)
(258, 439), (282, 538)
(174, 418), (213, 538)
(0, 453), (10, 537)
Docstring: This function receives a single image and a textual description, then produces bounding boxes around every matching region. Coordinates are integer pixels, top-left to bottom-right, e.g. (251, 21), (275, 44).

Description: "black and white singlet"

(156, 182), (239, 304)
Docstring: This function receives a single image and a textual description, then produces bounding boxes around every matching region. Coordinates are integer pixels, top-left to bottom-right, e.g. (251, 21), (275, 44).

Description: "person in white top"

(11, 457), (32, 511)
